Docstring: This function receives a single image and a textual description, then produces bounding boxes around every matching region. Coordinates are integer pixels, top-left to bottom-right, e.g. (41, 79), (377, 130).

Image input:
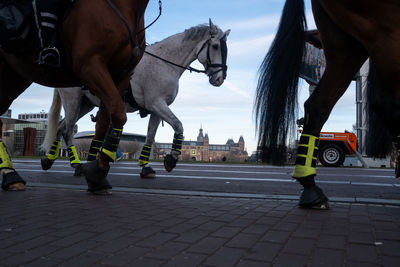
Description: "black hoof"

(396, 158), (400, 178)
(81, 160), (112, 194)
(2, 171), (26, 191)
(73, 163), (84, 176)
(164, 154), (177, 172)
(41, 157), (54, 170)
(299, 185), (329, 209)
(140, 166), (156, 178)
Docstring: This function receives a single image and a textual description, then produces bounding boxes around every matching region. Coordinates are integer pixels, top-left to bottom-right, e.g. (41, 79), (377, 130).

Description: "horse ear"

(209, 18), (218, 35)
(223, 29), (231, 40)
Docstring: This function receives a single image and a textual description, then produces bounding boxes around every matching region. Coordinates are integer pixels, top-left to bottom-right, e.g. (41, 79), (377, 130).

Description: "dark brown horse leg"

(0, 58), (32, 191)
(293, 1), (368, 208)
(76, 60), (129, 194)
(368, 39), (400, 177)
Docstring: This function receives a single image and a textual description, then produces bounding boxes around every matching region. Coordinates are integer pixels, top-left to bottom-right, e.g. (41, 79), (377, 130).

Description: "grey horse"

(41, 20), (230, 178)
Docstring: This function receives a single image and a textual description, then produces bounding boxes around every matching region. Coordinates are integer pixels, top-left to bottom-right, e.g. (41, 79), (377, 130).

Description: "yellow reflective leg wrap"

(99, 127), (122, 162)
(47, 140), (61, 160)
(292, 134), (319, 178)
(0, 140), (14, 169)
(67, 145), (81, 165)
(87, 139), (102, 162)
(138, 144), (152, 166)
(172, 133), (184, 154)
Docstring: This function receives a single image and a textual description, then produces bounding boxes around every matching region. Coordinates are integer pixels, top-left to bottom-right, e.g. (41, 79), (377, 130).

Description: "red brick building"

(154, 127), (248, 162)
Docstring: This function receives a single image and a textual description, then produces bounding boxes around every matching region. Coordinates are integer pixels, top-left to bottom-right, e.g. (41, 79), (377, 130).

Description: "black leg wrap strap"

(100, 127), (123, 161)
(172, 132), (184, 153)
(138, 144), (152, 166)
(296, 175), (316, 189)
(87, 139), (103, 162)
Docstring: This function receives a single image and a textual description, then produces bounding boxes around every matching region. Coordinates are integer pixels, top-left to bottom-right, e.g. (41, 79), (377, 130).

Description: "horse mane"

(182, 24), (222, 41)
(147, 24), (222, 49)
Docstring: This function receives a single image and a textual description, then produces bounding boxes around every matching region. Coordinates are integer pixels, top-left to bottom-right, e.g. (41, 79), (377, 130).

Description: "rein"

(105, 0), (137, 49)
(144, 50), (207, 74)
(105, 0), (162, 48)
(139, 0), (162, 34)
(104, 0), (162, 80)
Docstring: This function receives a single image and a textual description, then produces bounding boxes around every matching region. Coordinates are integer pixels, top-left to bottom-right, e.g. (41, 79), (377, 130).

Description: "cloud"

(228, 34), (274, 61)
(223, 14), (282, 31)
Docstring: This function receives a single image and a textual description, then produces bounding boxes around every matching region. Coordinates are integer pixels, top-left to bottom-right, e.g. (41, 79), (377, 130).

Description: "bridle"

(196, 33), (228, 79)
(144, 32), (228, 79)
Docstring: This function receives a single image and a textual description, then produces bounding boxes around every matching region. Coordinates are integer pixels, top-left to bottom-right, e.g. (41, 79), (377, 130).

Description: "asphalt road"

(11, 159), (400, 206)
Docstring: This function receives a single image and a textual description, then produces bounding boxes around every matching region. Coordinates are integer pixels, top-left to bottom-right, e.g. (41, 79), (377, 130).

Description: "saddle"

(0, 0), (33, 53)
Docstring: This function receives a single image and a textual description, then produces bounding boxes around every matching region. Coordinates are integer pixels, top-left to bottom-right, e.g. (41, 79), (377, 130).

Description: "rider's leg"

(32, 0), (63, 67)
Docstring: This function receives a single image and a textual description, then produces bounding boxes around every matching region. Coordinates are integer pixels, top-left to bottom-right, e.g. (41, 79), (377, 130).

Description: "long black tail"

(254, 0), (307, 164)
(365, 60), (393, 158)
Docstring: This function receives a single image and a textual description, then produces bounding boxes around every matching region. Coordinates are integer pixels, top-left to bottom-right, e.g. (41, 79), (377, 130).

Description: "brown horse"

(0, 0), (149, 193)
(255, 0), (400, 208)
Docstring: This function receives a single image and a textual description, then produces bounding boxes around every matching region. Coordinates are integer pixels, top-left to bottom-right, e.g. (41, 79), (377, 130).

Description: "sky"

(10, 0), (357, 154)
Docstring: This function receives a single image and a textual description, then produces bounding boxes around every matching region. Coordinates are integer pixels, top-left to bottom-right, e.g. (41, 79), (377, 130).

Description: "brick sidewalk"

(1, 187), (400, 266)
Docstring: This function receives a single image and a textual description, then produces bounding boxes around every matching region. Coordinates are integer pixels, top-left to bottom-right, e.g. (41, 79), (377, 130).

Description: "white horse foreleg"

(149, 101), (183, 172)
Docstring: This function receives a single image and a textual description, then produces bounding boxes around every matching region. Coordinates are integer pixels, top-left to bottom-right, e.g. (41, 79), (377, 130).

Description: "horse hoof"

(90, 189), (112, 195)
(164, 154), (177, 172)
(81, 160), (112, 194)
(140, 166), (156, 178)
(73, 163), (84, 176)
(41, 157), (54, 170)
(6, 182), (26, 191)
(299, 185), (329, 209)
(2, 171), (26, 191)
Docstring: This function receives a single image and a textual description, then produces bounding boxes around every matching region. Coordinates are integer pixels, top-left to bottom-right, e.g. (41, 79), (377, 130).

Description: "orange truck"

(318, 132), (358, 167)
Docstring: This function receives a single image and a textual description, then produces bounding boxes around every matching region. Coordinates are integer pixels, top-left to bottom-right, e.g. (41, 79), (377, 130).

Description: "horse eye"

(212, 44), (219, 50)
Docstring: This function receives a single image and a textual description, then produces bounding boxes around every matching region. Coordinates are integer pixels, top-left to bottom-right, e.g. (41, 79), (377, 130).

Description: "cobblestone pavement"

(1, 186), (400, 266)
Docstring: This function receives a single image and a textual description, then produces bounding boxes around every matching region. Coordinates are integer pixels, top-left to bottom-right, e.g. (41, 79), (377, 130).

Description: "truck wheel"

(319, 144), (345, 167)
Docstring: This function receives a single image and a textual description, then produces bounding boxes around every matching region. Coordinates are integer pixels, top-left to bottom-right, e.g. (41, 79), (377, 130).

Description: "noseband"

(197, 34), (228, 79)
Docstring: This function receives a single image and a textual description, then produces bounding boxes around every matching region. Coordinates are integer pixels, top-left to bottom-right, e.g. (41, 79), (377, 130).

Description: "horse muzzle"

(208, 67), (226, 86)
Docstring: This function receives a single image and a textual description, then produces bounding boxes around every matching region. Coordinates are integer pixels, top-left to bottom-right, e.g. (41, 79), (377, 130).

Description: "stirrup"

(38, 46), (60, 68)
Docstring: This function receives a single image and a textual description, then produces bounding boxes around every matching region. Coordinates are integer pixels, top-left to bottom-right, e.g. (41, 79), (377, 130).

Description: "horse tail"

(365, 60), (393, 158)
(254, 0), (307, 164)
(41, 89), (62, 151)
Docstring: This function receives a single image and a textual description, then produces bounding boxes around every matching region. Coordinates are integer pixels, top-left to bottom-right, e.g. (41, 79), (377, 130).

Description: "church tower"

(238, 135), (245, 152)
(197, 126), (204, 142)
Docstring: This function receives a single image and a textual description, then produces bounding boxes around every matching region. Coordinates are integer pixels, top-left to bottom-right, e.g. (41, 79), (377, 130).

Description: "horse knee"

(108, 104), (127, 127)
(173, 121), (183, 134)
